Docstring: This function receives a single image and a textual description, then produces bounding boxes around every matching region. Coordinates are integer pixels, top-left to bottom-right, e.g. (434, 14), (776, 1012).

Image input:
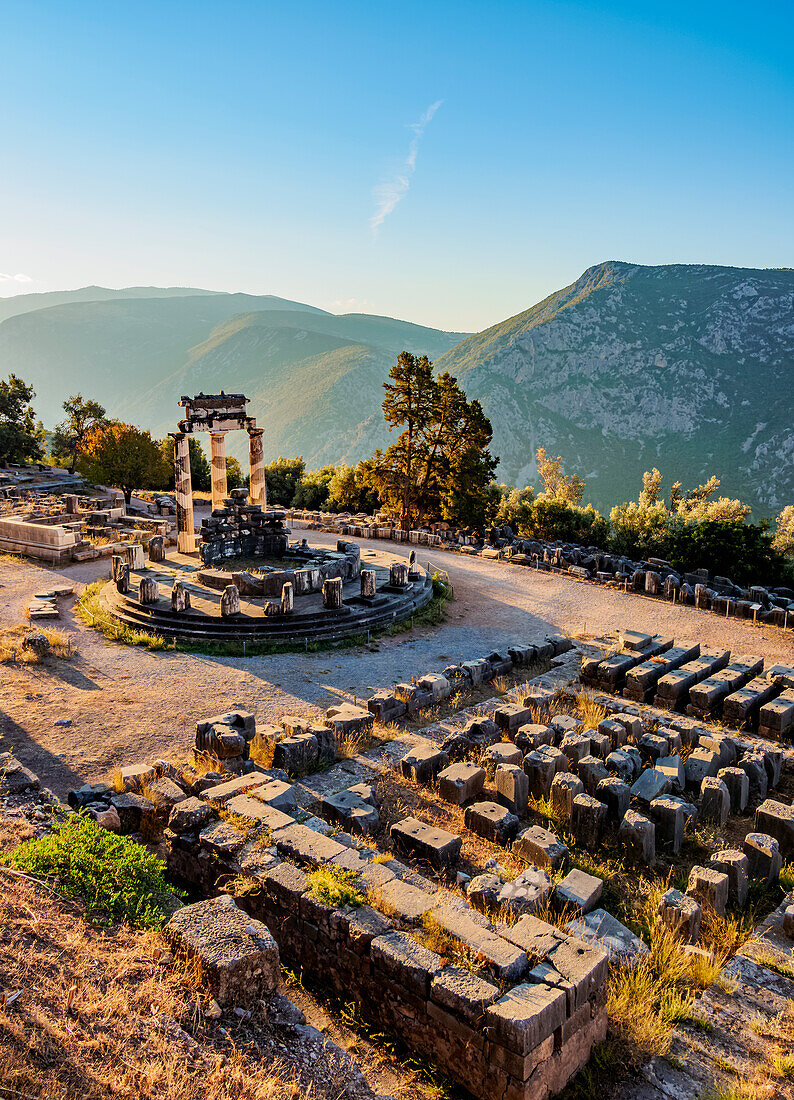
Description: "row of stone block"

(367, 638), (572, 725)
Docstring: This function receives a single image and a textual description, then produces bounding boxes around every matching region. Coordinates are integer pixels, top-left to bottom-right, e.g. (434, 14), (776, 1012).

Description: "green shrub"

(307, 865), (364, 908)
(5, 812), (178, 927)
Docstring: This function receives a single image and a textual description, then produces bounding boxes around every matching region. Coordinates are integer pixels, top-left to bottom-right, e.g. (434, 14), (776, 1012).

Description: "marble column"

(210, 431), (228, 512)
(172, 432), (196, 554)
(248, 427), (267, 507)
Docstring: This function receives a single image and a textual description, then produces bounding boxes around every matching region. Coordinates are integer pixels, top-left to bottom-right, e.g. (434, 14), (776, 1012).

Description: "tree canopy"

(51, 394), (108, 472)
(78, 422), (167, 503)
(0, 374), (45, 465)
(369, 352), (498, 529)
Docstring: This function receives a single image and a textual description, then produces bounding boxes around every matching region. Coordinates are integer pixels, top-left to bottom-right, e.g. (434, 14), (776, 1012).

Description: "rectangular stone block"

(391, 817), (462, 869)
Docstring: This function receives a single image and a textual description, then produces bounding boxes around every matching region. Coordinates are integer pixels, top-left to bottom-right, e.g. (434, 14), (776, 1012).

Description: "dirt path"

(2, 527), (792, 796)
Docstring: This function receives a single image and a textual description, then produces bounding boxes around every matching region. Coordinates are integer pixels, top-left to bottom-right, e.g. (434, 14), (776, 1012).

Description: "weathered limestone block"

(0, 756), (40, 794)
(515, 723), (554, 752)
(630, 767), (670, 805)
(577, 755), (609, 795)
(467, 874), (503, 913)
(523, 750), (556, 799)
(656, 754), (685, 792)
(322, 576), (343, 609)
(754, 799), (794, 856)
(438, 762), (486, 805)
(743, 832), (782, 883)
(605, 749), (636, 783)
(371, 930), (442, 996)
(699, 777), (730, 826)
(498, 866), (554, 917)
(367, 690), (407, 723)
(430, 965), (501, 1027)
(111, 791), (155, 834)
(166, 895), (280, 1005)
(639, 732), (669, 763)
(148, 535), (165, 562)
(391, 817), (462, 869)
(464, 801), (520, 845)
(708, 849), (749, 907)
(118, 763), (156, 793)
(737, 753), (769, 800)
(146, 776), (187, 810)
(168, 796), (213, 833)
(550, 772), (584, 820)
(698, 732), (738, 768)
(171, 580), (191, 612)
(485, 982), (567, 1055)
(657, 888), (702, 943)
(718, 766), (749, 814)
(554, 869), (603, 914)
(684, 749), (721, 787)
(565, 908), (649, 967)
(417, 673), (451, 703)
(649, 796), (686, 853)
(560, 732), (592, 768)
(514, 824), (568, 870)
(596, 777), (631, 823)
(320, 789), (379, 836)
(401, 743), (449, 785)
(485, 743), (524, 769)
(428, 906), (527, 981)
(273, 733), (319, 775)
(598, 719), (628, 750)
(494, 703), (533, 734)
(325, 702), (373, 738)
(618, 809), (655, 865)
(570, 794), (607, 851)
(495, 763), (529, 816)
(687, 865), (729, 916)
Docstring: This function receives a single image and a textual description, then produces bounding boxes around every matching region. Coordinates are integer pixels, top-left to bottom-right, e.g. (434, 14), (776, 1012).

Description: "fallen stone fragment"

(165, 895), (279, 1006)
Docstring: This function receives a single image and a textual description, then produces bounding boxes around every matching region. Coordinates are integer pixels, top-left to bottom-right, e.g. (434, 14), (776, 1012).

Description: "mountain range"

(0, 261), (791, 514)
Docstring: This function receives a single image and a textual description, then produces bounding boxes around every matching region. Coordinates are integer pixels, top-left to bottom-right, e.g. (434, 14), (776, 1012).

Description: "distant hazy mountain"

(0, 288), (466, 465)
(436, 261), (794, 514)
(2, 265), (791, 513)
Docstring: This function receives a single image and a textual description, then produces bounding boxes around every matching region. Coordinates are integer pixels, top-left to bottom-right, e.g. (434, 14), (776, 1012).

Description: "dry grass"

(0, 622), (75, 664)
(0, 874), (308, 1100)
(250, 733), (276, 768)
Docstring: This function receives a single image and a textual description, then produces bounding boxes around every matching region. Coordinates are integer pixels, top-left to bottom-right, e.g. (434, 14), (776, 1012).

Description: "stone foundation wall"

(200, 501), (290, 564)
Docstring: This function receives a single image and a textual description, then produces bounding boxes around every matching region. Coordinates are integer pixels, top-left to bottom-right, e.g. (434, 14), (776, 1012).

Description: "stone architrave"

(172, 432), (196, 554)
(210, 432), (228, 512)
(247, 427), (266, 507)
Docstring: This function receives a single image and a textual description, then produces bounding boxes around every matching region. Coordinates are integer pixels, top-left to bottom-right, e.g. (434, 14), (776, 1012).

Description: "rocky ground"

(1, 525), (793, 798)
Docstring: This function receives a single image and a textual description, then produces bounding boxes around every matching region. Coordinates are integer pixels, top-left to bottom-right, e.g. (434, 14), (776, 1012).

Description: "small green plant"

(307, 864), (364, 908)
(4, 811), (178, 927)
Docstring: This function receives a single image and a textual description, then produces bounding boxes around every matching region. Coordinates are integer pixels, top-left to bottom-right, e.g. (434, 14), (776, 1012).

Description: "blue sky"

(2, 0), (792, 330)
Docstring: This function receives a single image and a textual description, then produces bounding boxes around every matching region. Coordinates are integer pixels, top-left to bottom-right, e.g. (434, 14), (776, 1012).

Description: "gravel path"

(2, 525), (792, 796)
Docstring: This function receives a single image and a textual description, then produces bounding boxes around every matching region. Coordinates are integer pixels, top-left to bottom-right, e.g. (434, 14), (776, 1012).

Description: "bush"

(666, 518), (793, 586)
(307, 865), (364, 908)
(526, 498), (609, 545)
(5, 812), (178, 927)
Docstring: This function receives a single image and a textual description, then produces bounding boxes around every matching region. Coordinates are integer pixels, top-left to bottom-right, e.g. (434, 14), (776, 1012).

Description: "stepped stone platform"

(98, 543), (434, 643)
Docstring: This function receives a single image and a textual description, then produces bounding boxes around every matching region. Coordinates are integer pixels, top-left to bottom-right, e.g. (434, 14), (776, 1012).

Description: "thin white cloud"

(370, 100), (443, 234)
(0, 273), (32, 283)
